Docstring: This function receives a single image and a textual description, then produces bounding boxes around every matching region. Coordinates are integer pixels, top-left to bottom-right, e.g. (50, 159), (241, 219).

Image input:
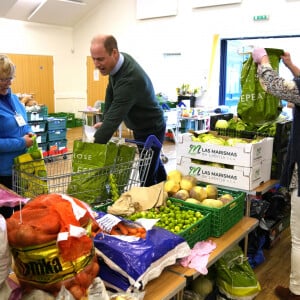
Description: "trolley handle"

(125, 135), (162, 150)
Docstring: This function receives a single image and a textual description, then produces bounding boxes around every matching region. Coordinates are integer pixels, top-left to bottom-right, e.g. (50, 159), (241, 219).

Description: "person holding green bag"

(252, 48), (300, 300)
(0, 54), (35, 218)
(90, 34), (167, 187)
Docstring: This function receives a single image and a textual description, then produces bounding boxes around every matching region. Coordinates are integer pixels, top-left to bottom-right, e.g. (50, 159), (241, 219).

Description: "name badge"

(15, 113), (26, 126)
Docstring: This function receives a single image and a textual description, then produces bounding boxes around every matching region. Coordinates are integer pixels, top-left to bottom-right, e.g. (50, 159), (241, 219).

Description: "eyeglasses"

(0, 77), (14, 83)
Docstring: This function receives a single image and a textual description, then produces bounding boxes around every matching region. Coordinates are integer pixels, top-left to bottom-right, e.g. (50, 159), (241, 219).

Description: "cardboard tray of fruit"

(165, 170), (246, 237)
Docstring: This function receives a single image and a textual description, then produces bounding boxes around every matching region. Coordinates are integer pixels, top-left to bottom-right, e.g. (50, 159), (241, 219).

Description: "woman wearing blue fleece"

(0, 54), (34, 218)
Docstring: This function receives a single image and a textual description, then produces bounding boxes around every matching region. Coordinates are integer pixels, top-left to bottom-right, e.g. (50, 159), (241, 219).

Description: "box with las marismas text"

(175, 132), (273, 191)
(176, 156), (265, 191)
(176, 132), (274, 168)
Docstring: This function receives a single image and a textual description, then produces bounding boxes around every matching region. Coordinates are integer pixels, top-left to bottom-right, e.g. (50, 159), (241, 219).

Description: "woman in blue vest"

(0, 54), (35, 218)
(253, 48), (300, 300)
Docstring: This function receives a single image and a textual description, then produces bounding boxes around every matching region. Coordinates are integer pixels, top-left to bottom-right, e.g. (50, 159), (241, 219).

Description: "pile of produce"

(127, 199), (204, 233)
(164, 170), (234, 208)
(214, 114), (288, 137)
(6, 193), (101, 300)
(191, 132), (261, 146)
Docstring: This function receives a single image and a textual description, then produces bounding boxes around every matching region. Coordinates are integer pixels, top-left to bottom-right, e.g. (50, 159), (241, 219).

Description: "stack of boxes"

(27, 106), (68, 157)
(27, 105), (48, 156)
(176, 132), (274, 191)
(47, 117), (68, 156)
(210, 114), (292, 180)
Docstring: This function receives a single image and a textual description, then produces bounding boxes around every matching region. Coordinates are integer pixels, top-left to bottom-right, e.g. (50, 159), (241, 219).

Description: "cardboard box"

(261, 159), (272, 183)
(264, 215), (290, 249)
(176, 156), (271, 191)
(176, 133), (274, 168)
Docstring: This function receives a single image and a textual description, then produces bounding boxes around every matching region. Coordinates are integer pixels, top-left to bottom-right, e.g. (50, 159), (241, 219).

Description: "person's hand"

(252, 48), (268, 64)
(27, 132), (35, 138)
(23, 134), (34, 148)
(93, 122), (103, 129)
(281, 51), (292, 67)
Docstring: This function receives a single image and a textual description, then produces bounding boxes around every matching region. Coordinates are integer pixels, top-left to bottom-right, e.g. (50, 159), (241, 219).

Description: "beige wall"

(73, 0), (300, 107)
(1, 0), (300, 112)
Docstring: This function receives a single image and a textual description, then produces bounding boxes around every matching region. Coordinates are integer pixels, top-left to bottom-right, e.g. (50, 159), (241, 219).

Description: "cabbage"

(191, 276), (214, 297)
(215, 119), (229, 129)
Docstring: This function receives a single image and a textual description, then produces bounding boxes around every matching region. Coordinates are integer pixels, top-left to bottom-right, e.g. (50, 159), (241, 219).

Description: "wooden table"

(143, 216), (258, 299)
(143, 270), (186, 300)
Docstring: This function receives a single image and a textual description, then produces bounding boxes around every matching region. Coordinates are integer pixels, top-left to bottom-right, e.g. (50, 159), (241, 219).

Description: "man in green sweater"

(90, 34), (167, 186)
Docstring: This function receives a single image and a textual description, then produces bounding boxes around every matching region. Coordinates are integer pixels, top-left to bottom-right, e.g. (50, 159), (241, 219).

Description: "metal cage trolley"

(13, 135), (161, 206)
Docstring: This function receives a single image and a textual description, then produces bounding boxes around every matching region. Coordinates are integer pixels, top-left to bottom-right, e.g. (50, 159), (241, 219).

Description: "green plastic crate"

(92, 198), (211, 248)
(174, 187), (245, 237)
(47, 129), (67, 141)
(75, 118), (84, 127)
(169, 197), (211, 248)
(48, 112), (75, 128)
(26, 105), (48, 121)
(47, 117), (67, 130)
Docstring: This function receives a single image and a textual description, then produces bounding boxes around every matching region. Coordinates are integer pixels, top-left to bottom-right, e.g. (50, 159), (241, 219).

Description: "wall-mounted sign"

(136, 0), (178, 20)
(192, 0), (242, 8)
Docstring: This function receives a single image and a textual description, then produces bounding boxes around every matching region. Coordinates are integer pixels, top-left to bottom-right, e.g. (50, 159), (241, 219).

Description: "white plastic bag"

(0, 214), (11, 285)
(82, 125), (96, 142)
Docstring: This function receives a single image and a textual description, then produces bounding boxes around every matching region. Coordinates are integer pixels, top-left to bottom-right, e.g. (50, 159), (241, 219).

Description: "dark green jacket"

(94, 53), (165, 143)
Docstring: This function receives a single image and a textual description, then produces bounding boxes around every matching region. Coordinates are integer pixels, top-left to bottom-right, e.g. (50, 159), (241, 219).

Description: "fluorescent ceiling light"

(28, 0), (47, 21)
(58, 0), (87, 5)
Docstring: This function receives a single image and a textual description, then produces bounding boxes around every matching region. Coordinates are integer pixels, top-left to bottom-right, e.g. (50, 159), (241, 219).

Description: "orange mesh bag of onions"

(6, 193), (101, 300)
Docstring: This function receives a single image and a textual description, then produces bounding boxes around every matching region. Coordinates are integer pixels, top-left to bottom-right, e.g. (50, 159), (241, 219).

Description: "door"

(86, 56), (108, 107)
(8, 54), (55, 113)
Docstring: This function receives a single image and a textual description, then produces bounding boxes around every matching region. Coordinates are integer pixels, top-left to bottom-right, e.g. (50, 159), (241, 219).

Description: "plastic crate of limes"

(127, 198), (211, 248)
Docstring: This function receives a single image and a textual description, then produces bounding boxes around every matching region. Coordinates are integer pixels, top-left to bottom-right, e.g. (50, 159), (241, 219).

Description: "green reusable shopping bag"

(237, 48), (284, 125)
(67, 140), (137, 205)
(215, 245), (261, 299)
(67, 141), (119, 204)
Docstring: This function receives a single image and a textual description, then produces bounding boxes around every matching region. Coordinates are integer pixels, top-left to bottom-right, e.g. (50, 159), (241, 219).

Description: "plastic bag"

(237, 48), (284, 125)
(94, 211), (190, 292)
(215, 245), (261, 299)
(67, 140), (136, 204)
(14, 136), (48, 198)
(0, 215), (11, 285)
(67, 140), (119, 203)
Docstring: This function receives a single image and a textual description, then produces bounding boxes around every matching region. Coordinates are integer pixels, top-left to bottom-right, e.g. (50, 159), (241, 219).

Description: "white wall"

(0, 18), (82, 111)
(2, 0), (300, 112)
(73, 0), (300, 107)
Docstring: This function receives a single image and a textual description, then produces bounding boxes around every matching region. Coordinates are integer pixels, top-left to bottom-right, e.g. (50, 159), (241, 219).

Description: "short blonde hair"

(0, 54), (15, 78)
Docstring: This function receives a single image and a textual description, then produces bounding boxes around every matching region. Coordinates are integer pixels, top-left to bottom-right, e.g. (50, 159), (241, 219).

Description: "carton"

(176, 133), (274, 168)
(176, 156), (271, 191)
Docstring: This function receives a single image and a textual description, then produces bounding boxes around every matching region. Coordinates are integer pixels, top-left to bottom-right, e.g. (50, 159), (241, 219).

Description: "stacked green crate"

(46, 117), (68, 156)
(75, 118), (84, 127)
(27, 105), (48, 156)
(48, 112), (75, 128)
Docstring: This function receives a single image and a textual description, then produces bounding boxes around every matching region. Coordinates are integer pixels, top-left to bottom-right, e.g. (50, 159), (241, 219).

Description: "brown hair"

(0, 54), (15, 78)
(104, 35), (118, 55)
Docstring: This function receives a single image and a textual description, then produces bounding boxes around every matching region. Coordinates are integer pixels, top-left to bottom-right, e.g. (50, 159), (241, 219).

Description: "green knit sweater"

(94, 53), (165, 143)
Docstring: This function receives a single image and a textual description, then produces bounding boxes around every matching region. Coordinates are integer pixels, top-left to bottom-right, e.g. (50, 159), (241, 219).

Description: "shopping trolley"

(12, 135), (161, 206)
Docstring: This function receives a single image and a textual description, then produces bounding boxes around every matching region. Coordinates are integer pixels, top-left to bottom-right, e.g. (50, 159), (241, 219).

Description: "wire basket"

(13, 136), (160, 205)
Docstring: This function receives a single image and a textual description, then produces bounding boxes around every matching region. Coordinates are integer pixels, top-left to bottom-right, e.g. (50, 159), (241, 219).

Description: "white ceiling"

(0, 0), (101, 27)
